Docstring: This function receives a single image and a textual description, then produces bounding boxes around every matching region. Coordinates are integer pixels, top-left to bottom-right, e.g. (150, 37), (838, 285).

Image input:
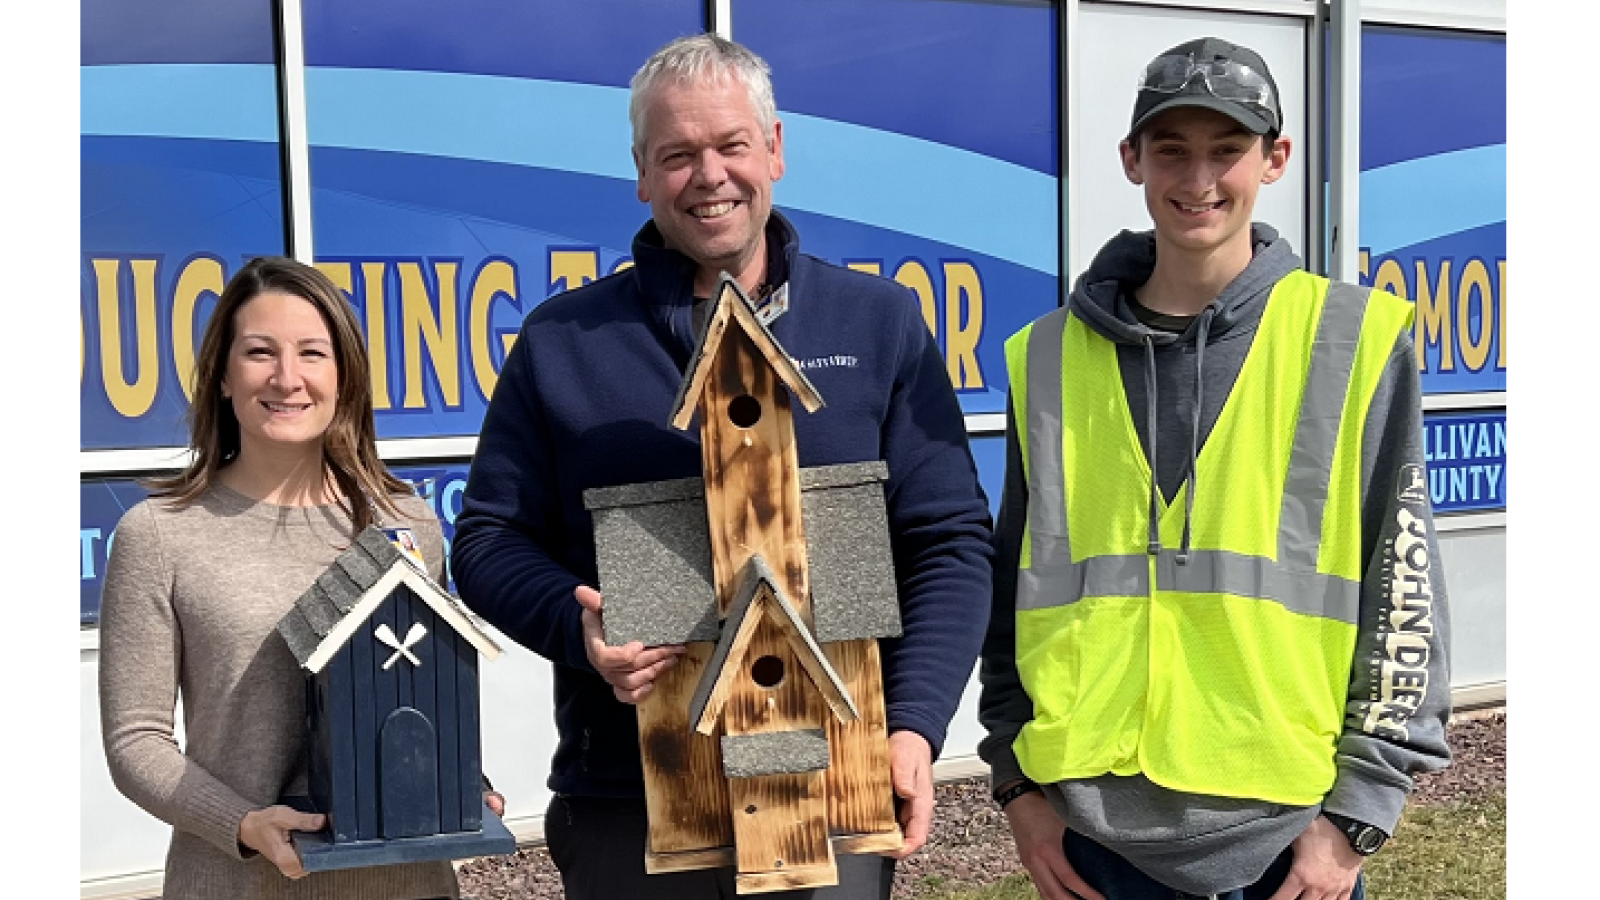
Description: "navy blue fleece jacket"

(452, 211), (994, 799)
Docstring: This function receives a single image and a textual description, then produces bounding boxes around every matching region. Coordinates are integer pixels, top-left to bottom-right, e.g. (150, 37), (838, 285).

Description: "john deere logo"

(1397, 464), (1428, 505)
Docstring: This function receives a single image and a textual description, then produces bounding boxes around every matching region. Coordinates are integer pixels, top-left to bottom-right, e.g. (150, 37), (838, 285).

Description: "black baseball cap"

(1127, 37), (1282, 142)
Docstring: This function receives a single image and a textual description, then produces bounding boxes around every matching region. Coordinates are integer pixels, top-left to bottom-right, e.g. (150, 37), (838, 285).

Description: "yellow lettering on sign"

(1497, 260), (1507, 370)
(358, 261), (394, 410)
(549, 250), (599, 294)
(893, 259), (938, 339)
(612, 258), (634, 274)
(943, 262), (984, 390)
(400, 261), (461, 409)
(1372, 256), (1408, 301)
(846, 261), (883, 276)
(94, 257), (161, 418)
(171, 257), (225, 401)
(470, 259), (517, 400)
(1457, 259), (1493, 373)
(318, 260), (396, 411)
(316, 261), (354, 295)
(1412, 258), (1454, 374)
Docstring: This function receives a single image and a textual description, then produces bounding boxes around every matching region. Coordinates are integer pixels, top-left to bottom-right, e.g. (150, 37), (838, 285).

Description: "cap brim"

(1128, 94), (1275, 141)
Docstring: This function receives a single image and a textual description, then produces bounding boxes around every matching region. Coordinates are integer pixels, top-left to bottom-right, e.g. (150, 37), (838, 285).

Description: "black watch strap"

(1323, 812), (1388, 856)
(993, 779), (1042, 810)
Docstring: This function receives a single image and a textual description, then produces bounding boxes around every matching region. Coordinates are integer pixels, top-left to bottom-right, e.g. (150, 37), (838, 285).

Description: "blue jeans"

(1061, 829), (1366, 900)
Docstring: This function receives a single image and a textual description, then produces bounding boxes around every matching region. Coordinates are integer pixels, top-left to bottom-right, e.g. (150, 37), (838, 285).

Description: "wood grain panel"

(822, 639), (900, 838)
(734, 855), (840, 895)
(701, 329), (809, 620)
(637, 641), (732, 854)
(728, 771), (832, 875)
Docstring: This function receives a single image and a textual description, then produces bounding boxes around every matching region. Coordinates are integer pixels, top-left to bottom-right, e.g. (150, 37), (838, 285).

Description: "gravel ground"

(458, 710), (1506, 900)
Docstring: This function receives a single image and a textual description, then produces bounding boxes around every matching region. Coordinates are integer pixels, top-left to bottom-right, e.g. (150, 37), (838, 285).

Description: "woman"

(98, 257), (473, 899)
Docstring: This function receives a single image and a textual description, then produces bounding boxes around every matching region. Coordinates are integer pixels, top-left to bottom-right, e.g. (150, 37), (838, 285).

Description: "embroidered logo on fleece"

(792, 354), (860, 372)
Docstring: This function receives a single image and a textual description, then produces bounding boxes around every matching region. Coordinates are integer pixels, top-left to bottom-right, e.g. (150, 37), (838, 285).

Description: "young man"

(452, 33), (993, 900)
(978, 37), (1451, 900)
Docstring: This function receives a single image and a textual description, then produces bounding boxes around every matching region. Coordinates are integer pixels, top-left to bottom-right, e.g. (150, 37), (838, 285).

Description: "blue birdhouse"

(276, 526), (515, 871)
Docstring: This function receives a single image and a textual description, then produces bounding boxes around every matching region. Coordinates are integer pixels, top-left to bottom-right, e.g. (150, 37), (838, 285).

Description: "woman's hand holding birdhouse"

(575, 585), (687, 704)
(238, 805), (325, 879)
(482, 774), (506, 818)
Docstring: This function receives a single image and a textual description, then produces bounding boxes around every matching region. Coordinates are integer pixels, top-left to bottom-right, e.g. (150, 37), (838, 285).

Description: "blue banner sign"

(80, 464), (473, 626)
(1422, 410), (1506, 514)
(1357, 26), (1506, 396)
(82, 0), (1060, 450)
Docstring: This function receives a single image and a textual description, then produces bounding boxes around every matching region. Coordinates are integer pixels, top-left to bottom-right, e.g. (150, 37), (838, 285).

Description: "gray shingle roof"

(583, 461), (902, 649)
(277, 525), (493, 670)
(720, 730), (830, 779)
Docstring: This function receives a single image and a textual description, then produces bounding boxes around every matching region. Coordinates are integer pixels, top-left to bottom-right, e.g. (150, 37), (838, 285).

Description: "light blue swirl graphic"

(82, 64), (1059, 276)
(1359, 144), (1505, 256)
(308, 68), (637, 182)
(779, 115), (1057, 276)
(81, 64), (280, 142)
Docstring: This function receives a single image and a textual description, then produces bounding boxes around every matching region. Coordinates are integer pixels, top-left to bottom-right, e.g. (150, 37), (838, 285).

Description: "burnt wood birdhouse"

(275, 526), (516, 872)
(582, 274), (905, 894)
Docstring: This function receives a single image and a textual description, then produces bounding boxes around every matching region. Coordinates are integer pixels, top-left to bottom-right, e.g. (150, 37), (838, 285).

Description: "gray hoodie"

(978, 225), (1452, 894)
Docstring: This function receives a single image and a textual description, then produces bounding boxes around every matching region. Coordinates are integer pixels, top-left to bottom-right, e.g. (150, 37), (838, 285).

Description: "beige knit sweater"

(98, 483), (461, 900)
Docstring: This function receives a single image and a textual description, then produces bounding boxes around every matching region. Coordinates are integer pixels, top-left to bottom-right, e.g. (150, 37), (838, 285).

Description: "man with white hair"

(453, 33), (993, 899)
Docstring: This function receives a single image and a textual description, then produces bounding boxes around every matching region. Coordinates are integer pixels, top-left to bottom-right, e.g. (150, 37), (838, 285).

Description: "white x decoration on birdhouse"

(376, 622), (428, 670)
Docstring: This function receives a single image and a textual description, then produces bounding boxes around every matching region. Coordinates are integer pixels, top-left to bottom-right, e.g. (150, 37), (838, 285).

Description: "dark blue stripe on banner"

(1361, 26), (1505, 170)
(82, 0), (276, 65)
(735, 0), (1058, 175)
(302, 0), (704, 89)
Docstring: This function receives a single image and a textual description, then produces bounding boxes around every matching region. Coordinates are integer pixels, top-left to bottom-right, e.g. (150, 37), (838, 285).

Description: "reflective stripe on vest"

(1002, 273), (1415, 806)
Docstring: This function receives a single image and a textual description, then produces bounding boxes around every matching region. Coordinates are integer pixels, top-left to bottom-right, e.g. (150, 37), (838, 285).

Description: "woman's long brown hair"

(146, 256), (413, 532)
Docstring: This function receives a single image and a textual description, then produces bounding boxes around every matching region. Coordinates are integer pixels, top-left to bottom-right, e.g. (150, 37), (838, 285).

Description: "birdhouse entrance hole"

(728, 395), (762, 429)
(751, 654), (785, 688)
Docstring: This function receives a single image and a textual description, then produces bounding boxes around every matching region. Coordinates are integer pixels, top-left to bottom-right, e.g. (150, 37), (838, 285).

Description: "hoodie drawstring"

(1176, 307), (1215, 565)
(1144, 335), (1161, 557)
(1145, 306), (1214, 566)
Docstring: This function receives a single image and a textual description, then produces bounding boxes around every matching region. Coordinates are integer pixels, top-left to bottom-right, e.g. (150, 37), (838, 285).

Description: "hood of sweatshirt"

(1065, 224), (1302, 561)
(1067, 223), (1299, 347)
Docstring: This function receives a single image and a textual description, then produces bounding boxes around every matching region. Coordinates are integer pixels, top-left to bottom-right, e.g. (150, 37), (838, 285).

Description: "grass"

(906, 793), (1506, 900)
(1364, 793), (1506, 900)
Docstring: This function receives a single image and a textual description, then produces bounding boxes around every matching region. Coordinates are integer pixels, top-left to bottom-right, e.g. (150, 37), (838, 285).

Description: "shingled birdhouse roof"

(668, 272), (824, 431)
(277, 525), (501, 674)
(583, 462), (904, 650)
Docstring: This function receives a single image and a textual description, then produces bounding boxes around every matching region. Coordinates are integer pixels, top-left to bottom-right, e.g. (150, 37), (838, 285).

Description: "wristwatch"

(1322, 812), (1388, 856)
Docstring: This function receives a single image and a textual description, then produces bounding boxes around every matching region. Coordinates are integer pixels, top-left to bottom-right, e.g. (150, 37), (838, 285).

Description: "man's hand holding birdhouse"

(888, 730), (935, 860)
(575, 585), (687, 704)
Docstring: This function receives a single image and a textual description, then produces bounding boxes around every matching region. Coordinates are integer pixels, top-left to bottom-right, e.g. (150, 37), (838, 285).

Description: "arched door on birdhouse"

(379, 707), (442, 839)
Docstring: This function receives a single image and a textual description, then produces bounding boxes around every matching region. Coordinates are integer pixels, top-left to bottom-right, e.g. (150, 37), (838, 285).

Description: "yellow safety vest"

(1004, 272), (1414, 806)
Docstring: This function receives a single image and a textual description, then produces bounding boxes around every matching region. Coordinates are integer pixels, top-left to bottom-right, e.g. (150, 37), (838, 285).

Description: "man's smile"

(689, 200), (739, 219)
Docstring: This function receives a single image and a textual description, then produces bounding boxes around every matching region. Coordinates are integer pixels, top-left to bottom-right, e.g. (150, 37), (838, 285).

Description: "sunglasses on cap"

(1138, 54), (1278, 115)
